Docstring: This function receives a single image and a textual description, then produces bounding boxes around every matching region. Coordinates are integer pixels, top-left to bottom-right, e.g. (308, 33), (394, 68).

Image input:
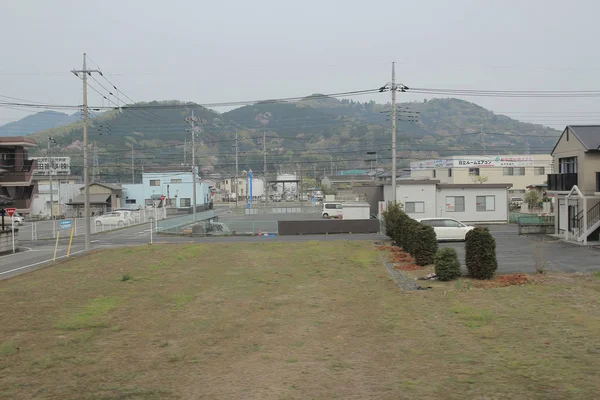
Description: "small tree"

(434, 248), (461, 281)
(465, 227), (498, 280)
(413, 224), (438, 266)
(524, 190), (540, 210)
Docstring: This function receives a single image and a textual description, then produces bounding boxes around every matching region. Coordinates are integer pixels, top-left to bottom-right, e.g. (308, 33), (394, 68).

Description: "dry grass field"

(0, 241), (599, 399)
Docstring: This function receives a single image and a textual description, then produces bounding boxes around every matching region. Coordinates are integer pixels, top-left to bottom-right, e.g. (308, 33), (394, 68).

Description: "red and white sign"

(5, 208), (16, 217)
(160, 195), (166, 202)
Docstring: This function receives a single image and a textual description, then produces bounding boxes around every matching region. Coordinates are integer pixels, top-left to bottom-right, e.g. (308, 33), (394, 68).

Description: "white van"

(322, 202), (343, 219)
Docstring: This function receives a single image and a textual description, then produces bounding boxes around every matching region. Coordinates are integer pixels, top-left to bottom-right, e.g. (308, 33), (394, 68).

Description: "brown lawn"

(0, 241), (599, 399)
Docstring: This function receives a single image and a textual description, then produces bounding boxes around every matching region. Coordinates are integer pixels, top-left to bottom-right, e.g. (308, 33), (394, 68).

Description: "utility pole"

(235, 133), (239, 208)
(183, 138), (187, 166)
(72, 53), (99, 251)
(263, 131), (268, 205)
(330, 155), (333, 176)
(93, 142), (99, 182)
(131, 143), (135, 183)
(47, 137), (56, 219)
(391, 62), (397, 204)
(185, 111), (203, 216)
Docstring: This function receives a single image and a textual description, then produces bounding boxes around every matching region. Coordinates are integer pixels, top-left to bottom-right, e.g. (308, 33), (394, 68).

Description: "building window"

(432, 170), (437, 178)
(503, 167), (526, 176)
(225, 180), (229, 185)
(171, 178), (182, 183)
(180, 198), (191, 207)
(404, 201), (425, 213)
(559, 157), (577, 174)
(448, 168), (452, 177)
(446, 196), (465, 212)
(468, 168), (480, 176)
(534, 167), (545, 175)
(150, 179), (160, 186)
(125, 199), (137, 204)
(476, 195), (495, 211)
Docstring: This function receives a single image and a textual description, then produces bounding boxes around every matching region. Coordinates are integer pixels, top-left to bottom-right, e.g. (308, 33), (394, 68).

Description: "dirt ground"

(0, 241), (599, 399)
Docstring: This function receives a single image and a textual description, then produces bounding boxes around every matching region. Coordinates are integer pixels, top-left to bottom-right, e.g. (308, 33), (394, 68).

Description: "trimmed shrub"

(465, 227), (498, 280)
(434, 248), (461, 281)
(382, 203), (404, 241)
(413, 224), (438, 266)
(394, 211), (411, 250)
(402, 218), (419, 255)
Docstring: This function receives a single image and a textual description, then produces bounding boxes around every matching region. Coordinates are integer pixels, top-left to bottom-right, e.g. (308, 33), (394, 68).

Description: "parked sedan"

(95, 211), (128, 228)
(417, 218), (474, 241)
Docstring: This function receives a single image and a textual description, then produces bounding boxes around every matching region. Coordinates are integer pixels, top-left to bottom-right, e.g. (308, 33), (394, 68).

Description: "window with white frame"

(445, 196), (465, 212)
(171, 178), (182, 183)
(468, 168), (480, 176)
(125, 199), (136, 204)
(476, 195), (495, 211)
(404, 201), (425, 213)
(149, 179), (160, 186)
(180, 198), (191, 207)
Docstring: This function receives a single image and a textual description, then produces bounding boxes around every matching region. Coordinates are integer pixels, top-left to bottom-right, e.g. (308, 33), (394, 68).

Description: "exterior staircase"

(574, 202), (600, 242)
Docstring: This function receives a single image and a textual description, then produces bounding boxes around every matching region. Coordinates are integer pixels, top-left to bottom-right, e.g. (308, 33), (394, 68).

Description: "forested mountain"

(0, 111), (80, 137)
(20, 97), (561, 182)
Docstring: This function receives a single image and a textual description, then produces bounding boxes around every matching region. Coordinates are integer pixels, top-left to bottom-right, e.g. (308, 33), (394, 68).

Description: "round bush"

(434, 248), (461, 281)
(413, 224), (438, 266)
(465, 227), (498, 280)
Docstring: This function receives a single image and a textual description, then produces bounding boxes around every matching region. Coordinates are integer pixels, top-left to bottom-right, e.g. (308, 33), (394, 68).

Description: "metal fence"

(21, 209), (165, 240)
(156, 210), (216, 234)
(158, 218), (279, 236)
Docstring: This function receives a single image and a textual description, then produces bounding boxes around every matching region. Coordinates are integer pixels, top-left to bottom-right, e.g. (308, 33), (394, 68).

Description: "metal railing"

(21, 209), (164, 240)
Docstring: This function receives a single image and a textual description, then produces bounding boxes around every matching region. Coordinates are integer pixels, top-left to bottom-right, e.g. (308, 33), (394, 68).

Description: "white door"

(558, 199), (567, 232)
(429, 220), (448, 240)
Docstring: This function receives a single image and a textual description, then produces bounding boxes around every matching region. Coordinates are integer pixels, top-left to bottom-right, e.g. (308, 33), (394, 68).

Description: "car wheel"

(322, 213), (329, 219)
(13, 221), (19, 227)
(118, 221), (124, 228)
(96, 221), (102, 227)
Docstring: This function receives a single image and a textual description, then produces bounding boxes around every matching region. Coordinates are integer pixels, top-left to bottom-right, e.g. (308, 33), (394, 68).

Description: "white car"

(3, 211), (25, 227)
(95, 211), (129, 228)
(322, 202), (343, 219)
(417, 218), (474, 241)
(114, 209), (137, 225)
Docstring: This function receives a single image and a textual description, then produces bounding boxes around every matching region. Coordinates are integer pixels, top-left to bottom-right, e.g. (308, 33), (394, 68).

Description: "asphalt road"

(441, 225), (600, 274)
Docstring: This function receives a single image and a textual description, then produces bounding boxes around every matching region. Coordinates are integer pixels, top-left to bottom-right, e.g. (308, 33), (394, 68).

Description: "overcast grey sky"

(2, 0), (600, 129)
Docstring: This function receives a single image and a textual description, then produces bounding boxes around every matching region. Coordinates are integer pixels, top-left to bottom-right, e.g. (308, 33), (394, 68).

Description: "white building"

(410, 154), (553, 197)
(122, 167), (210, 209)
(383, 179), (512, 223)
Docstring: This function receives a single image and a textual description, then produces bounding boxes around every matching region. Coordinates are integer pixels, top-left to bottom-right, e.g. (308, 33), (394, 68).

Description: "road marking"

(0, 247), (33, 258)
(0, 249), (86, 276)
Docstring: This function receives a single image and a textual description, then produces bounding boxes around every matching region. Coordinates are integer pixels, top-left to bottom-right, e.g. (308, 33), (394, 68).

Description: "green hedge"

(413, 224), (438, 266)
(383, 203), (438, 265)
(465, 227), (498, 280)
(434, 248), (461, 281)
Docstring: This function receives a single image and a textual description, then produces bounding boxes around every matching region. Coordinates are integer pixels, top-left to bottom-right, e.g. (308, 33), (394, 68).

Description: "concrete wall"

(0, 229), (18, 254)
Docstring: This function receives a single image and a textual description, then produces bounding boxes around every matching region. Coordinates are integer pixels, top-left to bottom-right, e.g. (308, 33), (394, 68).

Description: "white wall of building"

(383, 182), (510, 223)
(435, 187), (509, 223)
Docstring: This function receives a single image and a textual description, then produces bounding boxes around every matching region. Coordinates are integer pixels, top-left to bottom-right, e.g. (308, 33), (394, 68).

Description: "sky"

(2, 0), (600, 129)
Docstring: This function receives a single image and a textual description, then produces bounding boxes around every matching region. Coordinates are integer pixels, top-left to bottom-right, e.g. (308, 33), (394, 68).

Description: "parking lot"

(441, 225), (600, 274)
